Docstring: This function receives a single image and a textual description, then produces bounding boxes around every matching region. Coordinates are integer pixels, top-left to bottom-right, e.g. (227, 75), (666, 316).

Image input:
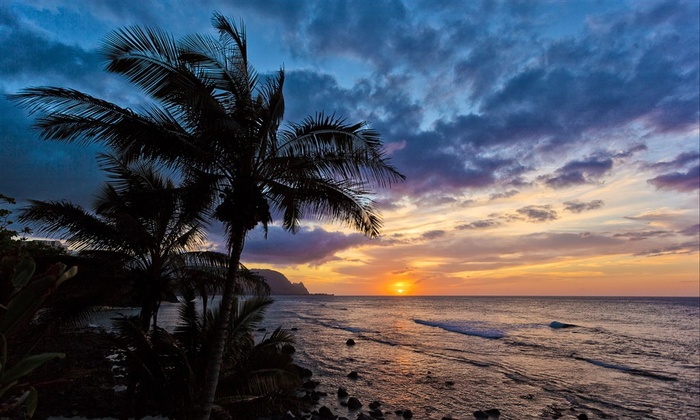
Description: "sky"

(1, 0), (698, 296)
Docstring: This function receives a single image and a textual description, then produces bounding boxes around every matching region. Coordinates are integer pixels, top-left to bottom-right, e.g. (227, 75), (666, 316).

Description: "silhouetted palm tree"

(10, 13), (404, 418)
(19, 153), (224, 331)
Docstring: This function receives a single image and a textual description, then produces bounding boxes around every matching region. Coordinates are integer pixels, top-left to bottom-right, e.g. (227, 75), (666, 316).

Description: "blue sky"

(1, 0), (698, 295)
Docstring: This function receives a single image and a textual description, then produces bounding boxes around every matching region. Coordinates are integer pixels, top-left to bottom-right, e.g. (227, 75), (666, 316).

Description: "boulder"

(347, 371), (359, 379)
(577, 415), (588, 420)
(402, 409), (413, 418)
(369, 409), (384, 418)
(474, 411), (488, 419)
(346, 338), (356, 346)
(281, 344), (296, 354)
(368, 401), (381, 410)
(347, 397), (362, 409)
(303, 380), (319, 389)
(318, 406), (334, 419)
(484, 408), (501, 416)
(338, 387), (349, 397)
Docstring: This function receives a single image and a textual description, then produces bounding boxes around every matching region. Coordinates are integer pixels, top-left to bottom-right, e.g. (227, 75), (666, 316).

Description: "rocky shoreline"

(19, 328), (592, 420)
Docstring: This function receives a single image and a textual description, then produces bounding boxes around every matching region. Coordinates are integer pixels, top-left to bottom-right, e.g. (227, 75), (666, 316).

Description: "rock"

(303, 380), (319, 389)
(338, 387), (349, 397)
(347, 397), (362, 409)
(282, 344), (296, 354)
(347, 371), (359, 379)
(549, 321), (577, 329)
(346, 338), (356, 346)
(445, 381), (455, 386)
(473, 411), (488, 419)
(369, 409), (384, 418)
(318, 406), (334, 419)
(394, 410), (404, 415)
(357, 414), (373, 420)
(402, 409), (413, 418)
(484, 408), (500, 416)
(368, 401), (381, 409)
(291, 327), (299, 331)
(577, 415), (588, 420)
(442, 416), (453, 420)
(295, 365), (313, 378)
(311, 390), (327, 401)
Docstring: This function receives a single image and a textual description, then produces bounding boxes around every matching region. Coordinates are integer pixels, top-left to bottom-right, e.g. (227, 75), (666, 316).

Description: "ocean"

(96, 296), (700, 419)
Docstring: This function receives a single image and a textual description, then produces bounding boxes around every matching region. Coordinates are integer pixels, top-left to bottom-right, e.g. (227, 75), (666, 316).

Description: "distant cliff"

(253, 269), (309, 295)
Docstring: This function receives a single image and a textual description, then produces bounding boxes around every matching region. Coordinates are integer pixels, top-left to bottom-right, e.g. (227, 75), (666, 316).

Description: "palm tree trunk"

(195, 224), (246, 419)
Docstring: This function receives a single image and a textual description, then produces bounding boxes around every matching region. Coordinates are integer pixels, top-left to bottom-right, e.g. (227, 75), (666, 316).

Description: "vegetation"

(9, 12), (404, 419)
(0, 248), (77, 417)
(19, 153), (226, 331)
(114, 288), (299, 418)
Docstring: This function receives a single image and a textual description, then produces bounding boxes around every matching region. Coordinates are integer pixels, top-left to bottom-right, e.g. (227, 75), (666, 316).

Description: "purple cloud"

(242, 226), (370, 266)
(516, 205), (559, 223)
(647, 165), (700, 192)
(563, 200), (605, 213)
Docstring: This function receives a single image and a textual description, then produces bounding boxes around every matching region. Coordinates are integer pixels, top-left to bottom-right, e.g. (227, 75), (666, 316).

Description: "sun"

(397, 289), (404, 294)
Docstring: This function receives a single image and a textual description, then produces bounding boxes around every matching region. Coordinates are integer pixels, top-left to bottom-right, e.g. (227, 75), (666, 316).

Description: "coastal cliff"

(253, 269), (309, 295)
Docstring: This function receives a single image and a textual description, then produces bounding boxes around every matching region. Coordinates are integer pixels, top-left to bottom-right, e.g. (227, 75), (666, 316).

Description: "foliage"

(0, 248), (76, 417)
(18, 154), (224, 331)
(114, 287), (299, 419)
(0, 194), (32, 254)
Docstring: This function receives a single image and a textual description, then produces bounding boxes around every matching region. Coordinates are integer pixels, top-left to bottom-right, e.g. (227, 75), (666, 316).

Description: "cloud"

(516, 205), (559, 223)
(541, 155), (613, 189)
(563, 199), (605, 213)
(489, 189), (519, 201)
(456, 219), (501, 230)
(612, 230), (673, 242)
(647, 165), (700, 192)
(421, 230), (446, 240)
(679, 224), (700, 237)
(241, 225), (370, 266)
(645, 151), (700, 171)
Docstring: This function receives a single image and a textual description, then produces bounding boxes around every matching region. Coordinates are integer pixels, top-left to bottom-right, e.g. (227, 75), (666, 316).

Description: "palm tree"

(115, 288), (299, 419)
(10, 13), (404, 418)
(19, 153), (223, 331)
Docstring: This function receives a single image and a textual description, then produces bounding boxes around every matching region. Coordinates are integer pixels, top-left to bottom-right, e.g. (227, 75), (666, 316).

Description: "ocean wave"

(414, 319), (505, 339)
(574, 356), (677, 381)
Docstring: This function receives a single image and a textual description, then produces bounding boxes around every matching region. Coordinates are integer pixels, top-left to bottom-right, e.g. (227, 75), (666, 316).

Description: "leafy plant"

(0, 249), (77, 417)
(114, 285), (299, 419)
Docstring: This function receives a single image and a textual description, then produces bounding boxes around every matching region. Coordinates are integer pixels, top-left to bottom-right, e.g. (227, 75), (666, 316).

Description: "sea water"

(96, 296), (700, 419)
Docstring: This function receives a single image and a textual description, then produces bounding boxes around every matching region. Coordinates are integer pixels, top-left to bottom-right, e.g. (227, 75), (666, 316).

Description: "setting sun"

(397, 289), (404, 294)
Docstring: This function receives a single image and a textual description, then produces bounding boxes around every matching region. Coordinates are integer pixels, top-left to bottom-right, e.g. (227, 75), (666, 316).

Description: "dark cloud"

(679, 224), (700, 237)
(0, 97), (105, 207)
(647, 165), (700, 192)
(489, 190), (519, 201)
(516, 205), (558, 223)
(456, 219), (501, 230)
(645, 151), (700, 171)
(612, 230), (673, 242)
(541, 156), (613, 189)
(563, 199), (605, 213)
(634, 241), (700, 257)
(421, 230), (446, 240)
(241, 226), (369, 266)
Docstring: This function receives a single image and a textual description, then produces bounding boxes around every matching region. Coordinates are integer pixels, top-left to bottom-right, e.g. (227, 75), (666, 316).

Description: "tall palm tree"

(19, 153), (223, 331)
(10, 13), (404, 418)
